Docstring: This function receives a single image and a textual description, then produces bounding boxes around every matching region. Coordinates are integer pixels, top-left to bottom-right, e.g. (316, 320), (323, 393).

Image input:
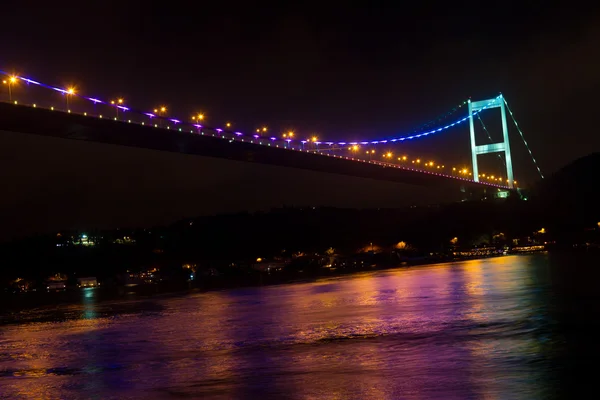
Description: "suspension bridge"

(0, 69), (544, 198)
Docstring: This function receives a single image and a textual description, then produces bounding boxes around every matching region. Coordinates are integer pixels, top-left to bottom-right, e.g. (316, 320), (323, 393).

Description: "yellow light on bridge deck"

(67, 87), (75, 95)
(9, 76), (17, 83)
(226, 122), (231, 127)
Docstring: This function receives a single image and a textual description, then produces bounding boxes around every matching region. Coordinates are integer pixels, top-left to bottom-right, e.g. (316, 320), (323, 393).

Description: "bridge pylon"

(468, 94), (514, 189)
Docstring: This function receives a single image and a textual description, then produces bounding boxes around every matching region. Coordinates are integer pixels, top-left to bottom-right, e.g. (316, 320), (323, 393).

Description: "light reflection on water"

(0, 254), (597, 399)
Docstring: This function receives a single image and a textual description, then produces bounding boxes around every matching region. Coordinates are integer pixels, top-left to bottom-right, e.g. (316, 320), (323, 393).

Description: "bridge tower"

(468, 95), (514, 189)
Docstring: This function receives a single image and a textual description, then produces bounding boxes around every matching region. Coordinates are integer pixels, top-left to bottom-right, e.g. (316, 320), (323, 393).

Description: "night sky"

(1, 2), (600, 239)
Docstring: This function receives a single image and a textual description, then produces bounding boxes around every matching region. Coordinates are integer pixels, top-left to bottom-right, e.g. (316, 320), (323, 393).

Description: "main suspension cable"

(503, 98), (544, 179)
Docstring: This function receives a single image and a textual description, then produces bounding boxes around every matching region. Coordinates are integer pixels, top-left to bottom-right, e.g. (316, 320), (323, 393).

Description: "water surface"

(1, 254), (598, 399)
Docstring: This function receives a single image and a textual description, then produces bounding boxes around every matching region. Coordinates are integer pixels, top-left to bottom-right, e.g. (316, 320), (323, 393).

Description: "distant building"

(114, 236), (136, 245)
(251, 260), (286, 272)
(46, 273), (67, 291)
(77, 277), (98, 287)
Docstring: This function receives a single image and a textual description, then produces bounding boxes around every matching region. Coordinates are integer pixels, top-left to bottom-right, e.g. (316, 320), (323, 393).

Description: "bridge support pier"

(468, 95), (514, 189)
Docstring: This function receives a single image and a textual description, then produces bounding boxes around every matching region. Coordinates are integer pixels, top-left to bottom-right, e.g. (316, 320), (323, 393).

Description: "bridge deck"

(0, 102), (506, 192)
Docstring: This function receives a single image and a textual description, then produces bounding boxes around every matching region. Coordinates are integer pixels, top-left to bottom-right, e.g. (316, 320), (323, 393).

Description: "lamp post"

(3, 76), (17, 102)
(111, 98), (124, 119)
(66, 87), (75, 111)
(154, 106), (167, 126)
(191, 113), (204, 125)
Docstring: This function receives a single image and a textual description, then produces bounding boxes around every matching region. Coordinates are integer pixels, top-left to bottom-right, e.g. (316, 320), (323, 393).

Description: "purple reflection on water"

(0, 256), (564, 398)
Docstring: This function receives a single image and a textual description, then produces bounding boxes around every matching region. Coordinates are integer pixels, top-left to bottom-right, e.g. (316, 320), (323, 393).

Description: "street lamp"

(282, 131), (294, 148)
(66, 87), (76, 111)
(3, 76), (17, 102)
(111, 98), (124, 119)
(311, 136), (319, 151)
(191, 113), (204, 124)
(153, 106), (167, 126)
(226, 122), (231, 128)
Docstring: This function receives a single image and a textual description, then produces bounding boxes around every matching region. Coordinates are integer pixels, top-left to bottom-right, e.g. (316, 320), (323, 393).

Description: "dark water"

(1, 253), (599, 399)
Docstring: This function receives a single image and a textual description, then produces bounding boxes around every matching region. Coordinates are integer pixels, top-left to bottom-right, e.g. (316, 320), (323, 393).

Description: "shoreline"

(0, 251), (547, 323)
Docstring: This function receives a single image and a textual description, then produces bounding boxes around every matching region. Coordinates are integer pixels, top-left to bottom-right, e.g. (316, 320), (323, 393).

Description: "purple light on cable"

(145, 113), (155, 118)
(193, 124), (202, 128)
(301, 140), (307, 144)
(338, 142), (346, 145)
(270, 137), (277, 141)
(88, 98), (103, 104)
(118, 106), (129, 111)
(216, 129), (223, 132)
(235, 132), (243, 136)
(53, 88), (68, 94)
(169, 118), (180, 124)
(19, 78), (41, 85)
(253, 134), (260, 138)
(325, 142), (334, 145)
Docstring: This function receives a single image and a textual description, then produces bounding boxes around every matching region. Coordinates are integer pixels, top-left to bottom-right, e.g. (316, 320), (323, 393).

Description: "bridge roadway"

(0, 102), (506, 195)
